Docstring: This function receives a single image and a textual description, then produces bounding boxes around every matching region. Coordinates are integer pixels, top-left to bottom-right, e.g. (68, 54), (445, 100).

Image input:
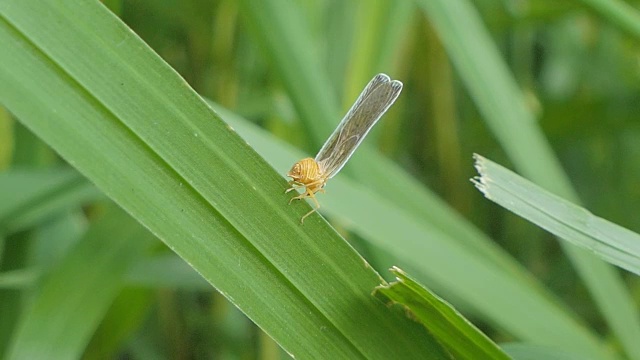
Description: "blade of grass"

(415, 0), (640, 358)
(473, 154), (640, 276)
(0, 169), (103, 235)
(343, 0), (414, 104)
(6, 205), (153, 359)
(0, 1), (447, 358)
(502, 343), (595, 360)
(83, 288), (154, 360)
(126, 254), (210, 290)
(0, 269), (37, 289)
(577, 0), (640, 38)
(238, 0), (337, 149)
(31, 211), (86, 270)
(376, 267), (511, 360)
(322, 0), (357, 95)
(0, 107), (12, 168)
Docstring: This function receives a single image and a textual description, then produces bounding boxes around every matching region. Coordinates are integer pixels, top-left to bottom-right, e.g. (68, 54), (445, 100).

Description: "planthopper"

(286, 73), (403, 224)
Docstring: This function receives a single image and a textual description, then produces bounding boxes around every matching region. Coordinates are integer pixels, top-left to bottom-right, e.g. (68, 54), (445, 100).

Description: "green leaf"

(0, 107), (13, 169)
(0, 268), (37, 289)
(0, 1), (447, 358)
(473, 154), (640, 276)
(0, 169), (103, 234)
(376, 267), (511, 360)
(502, 343), (593, 360)
(83, 288), (154, 360)
(342, 0), (413, 104)
(126, 254), (210, 290)
(6, 205), (153, 359)
(577, 0), (640, 38)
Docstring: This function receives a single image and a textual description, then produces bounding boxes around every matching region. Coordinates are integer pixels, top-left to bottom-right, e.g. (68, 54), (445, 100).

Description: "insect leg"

(300, 188), (321, 224)
(287, 178), (324, 200)
(285, 182), (305, 194)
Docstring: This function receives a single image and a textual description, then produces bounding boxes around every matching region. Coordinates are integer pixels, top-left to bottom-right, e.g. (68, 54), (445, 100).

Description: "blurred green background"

(1, 0), (640, 358)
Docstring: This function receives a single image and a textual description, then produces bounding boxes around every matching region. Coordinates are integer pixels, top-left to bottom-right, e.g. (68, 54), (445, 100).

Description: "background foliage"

(1, 0), (640, 358)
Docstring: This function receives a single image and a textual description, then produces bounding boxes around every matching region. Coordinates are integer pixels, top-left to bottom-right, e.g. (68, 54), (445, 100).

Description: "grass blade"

(0, 169), (103, 234)
(473, 154), (640, 276)
(0, 1), (447, 358)
(502, 343), (590, 360)
(7, 206), (152, 359)
(343, 0), (413, 103)
(578, 0), (640, 38)
(376, 267), (511, 360)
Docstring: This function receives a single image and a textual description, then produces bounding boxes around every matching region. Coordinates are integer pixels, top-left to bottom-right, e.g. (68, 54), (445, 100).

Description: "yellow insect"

(286, 73), (403, 223)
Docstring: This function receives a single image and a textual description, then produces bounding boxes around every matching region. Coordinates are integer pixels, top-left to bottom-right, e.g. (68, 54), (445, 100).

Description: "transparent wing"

(315, 73), (403, 178)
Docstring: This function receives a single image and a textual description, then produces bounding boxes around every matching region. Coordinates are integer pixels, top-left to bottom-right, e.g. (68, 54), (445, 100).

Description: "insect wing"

(315, 73), (402, 178)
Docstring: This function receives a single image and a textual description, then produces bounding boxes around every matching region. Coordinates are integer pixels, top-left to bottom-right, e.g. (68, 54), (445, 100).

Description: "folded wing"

(315, 74), (403, 178)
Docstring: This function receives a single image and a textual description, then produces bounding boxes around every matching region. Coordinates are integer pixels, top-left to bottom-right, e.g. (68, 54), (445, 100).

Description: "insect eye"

(288, 162), (301, 176)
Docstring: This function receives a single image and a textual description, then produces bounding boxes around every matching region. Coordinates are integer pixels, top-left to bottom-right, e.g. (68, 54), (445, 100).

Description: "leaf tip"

(471, 153), (490, 198)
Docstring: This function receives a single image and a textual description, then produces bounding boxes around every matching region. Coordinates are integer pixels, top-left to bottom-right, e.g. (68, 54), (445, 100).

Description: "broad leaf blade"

(0, 1), (446, 358)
